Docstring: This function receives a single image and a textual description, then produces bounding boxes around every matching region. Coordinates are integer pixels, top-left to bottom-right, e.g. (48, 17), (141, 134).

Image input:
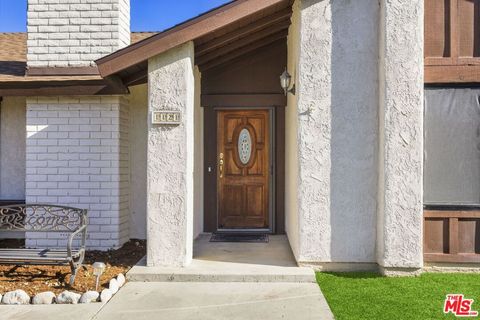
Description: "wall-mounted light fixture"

(280, 68), (295, 96)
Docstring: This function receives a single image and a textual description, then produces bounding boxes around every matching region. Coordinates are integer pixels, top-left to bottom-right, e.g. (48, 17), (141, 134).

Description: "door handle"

(219, 153), (224, 178)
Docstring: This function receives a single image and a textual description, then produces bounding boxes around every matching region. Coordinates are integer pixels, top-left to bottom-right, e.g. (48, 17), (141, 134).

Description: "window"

(424, 87), (480, 205)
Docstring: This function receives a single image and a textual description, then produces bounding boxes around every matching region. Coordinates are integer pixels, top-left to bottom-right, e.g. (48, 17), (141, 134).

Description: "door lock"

(219, 153), (224, 178)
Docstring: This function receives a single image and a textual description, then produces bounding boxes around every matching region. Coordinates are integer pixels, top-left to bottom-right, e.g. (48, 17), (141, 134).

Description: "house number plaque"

(151, 111), (182, 125)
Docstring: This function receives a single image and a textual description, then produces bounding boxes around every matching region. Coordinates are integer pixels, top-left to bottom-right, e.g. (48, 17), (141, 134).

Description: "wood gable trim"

(95, 0), (291, 77)
(26, 66), (100, 76)
(0, 80), (128, 96)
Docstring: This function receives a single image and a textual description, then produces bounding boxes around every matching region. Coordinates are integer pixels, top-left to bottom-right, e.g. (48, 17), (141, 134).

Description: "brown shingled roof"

(0, 33), (27, 81)
(0, 32), (157, 82)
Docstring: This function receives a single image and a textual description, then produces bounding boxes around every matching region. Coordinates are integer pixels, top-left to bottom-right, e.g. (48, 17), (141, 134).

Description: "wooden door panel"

(225, 116), (241, 143)
(225, 149), (242, 176)
(247, 150), (264, 176)
(222, 185), (243, 217)
(246, 185), (264, 217)
(248, 117), (265, 143)
(217, 109), (270, 229)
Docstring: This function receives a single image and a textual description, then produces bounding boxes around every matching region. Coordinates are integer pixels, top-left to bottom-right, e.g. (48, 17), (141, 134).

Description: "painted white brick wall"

(27, 0), (130, 67)
(25, 96), (130, 250)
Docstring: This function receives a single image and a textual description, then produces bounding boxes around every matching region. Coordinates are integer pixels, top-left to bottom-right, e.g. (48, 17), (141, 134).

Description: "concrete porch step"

(127, 235), (316, 283)
(127, 259), (316, 283)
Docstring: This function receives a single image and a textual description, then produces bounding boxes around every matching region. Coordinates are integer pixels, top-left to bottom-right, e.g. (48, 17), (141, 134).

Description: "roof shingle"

(0, 32), (157, 82)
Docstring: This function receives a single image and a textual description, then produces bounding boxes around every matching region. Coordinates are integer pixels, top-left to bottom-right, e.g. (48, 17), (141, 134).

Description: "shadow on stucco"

(329, 0), (379, 263)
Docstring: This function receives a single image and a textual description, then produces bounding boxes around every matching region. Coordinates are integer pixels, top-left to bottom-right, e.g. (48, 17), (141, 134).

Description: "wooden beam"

(123, 68), (148, 87)
(449, 218), (459, 255)
(195, 7), (292, 56)
(201, 94), (286, 107)
(199, 30), (288, 71)
(196, 21), (290, 65)
(0, 80), (126, 96)
(424, 253), (480, 263)
(424, 210), (480, 219)
(127, 76), (148, 87)
(450, 0), (459, 62)
(425, 65), (480, 83)
(96, 0), (291, 77)
(104, 75), (129, 94)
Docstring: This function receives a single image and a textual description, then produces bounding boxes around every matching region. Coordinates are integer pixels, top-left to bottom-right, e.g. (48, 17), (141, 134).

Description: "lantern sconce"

(280, 68), (295, 96)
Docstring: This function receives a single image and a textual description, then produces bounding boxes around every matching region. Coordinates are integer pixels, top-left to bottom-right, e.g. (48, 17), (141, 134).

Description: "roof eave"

(95, 0), (290, 77)
(0, 78), (128, 97)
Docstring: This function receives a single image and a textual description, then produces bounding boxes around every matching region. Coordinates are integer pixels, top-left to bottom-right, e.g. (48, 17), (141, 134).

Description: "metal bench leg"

(68, 250), (84, 286)
(69, 260), (77, 286)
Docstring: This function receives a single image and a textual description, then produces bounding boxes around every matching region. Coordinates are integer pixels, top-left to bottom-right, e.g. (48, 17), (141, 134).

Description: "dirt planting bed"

(0, 239), (146, 296)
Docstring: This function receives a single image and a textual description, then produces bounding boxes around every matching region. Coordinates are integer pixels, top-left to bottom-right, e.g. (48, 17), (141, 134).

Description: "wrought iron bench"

(0, 204), (87, 285)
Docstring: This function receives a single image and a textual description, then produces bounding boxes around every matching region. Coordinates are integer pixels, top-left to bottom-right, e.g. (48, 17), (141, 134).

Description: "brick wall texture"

(25, 96), (130, 250)
(27, 0), (130, 67)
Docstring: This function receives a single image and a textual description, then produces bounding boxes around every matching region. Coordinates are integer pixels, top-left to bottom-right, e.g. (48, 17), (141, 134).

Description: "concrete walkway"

(94, 282), (334, 320)
(1, 236), (334, 319)
(0, 303), (104, 320)
(103, 235), (334, 319)
(0, 282), (334, 320)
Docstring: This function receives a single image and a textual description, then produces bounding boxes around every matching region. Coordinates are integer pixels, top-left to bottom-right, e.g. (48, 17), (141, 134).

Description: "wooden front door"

(217, 109), (270, 229)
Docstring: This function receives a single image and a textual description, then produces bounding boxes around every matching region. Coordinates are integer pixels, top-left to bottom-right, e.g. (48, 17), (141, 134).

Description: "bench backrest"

(0, 204), (87, 232)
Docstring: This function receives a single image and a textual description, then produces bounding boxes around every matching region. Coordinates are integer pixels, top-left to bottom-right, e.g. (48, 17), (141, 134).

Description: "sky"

(0, 0), (232, 32)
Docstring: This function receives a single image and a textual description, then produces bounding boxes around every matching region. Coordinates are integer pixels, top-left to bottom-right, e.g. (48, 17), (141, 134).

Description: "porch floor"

(127, 234), (315, 283)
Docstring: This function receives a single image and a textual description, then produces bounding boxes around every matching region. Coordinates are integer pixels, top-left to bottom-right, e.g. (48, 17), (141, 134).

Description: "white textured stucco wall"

(291, 0), (379, 265)
(147, 42), (195, 267)
(296, 0), (333, 263)
(25, 96), (130, 250)
(327, 0), (379, 263)
(193, 66), (204, 240)
(377, 0), (424, 273)
(128, 84), (148, 240)
(0, 97), (26, 200)
(285, 0), (301, 260)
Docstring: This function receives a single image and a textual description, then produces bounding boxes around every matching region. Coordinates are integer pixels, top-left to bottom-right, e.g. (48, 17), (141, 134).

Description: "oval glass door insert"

(238, 128), (252, 165)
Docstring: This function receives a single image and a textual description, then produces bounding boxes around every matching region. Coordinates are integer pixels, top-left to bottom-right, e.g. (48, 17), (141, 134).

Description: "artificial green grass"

(316, 272), (480, 320)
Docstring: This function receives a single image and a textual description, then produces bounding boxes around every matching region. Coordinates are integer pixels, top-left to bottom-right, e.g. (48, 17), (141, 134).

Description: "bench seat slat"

(0, 249), (79, 253)
(0, 257), (68, 262)
(0, 248), (76, 253)
(0, 253), (73, 258)
(0, 249), (80, 262)
(0, 260), (70, 265)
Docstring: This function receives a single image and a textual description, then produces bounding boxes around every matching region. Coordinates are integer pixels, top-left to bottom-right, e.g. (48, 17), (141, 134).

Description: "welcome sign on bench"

(0, 204), (88, 285)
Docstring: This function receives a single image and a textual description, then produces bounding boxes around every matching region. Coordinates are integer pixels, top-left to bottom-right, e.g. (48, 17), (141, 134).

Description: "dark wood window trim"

(424, 207), (480, 263)
(425, 0), (480, 83)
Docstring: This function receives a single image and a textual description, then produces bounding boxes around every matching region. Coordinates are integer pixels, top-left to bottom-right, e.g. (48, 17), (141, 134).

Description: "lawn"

(316, 272), (480, 320)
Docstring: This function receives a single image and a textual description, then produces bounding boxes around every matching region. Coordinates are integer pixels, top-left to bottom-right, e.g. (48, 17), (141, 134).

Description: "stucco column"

(377, 0), (424, 275)
(147, 42), (195, 267)
(292, 0), (333, 263)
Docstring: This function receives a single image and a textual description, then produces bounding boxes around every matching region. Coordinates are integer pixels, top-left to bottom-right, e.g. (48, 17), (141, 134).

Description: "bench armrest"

(67, 224), (87, 259)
